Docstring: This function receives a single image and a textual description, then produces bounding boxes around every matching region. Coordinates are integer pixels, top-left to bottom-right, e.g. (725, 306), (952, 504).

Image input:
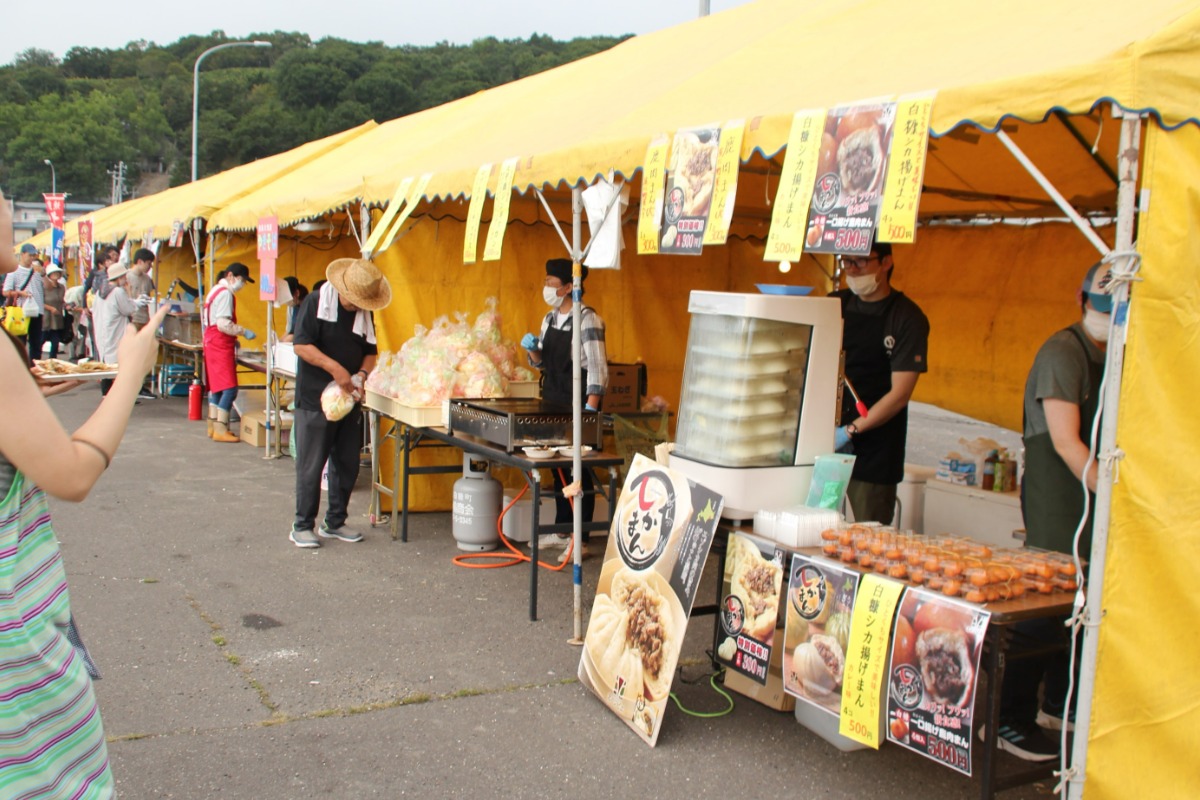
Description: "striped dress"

(0, 458), (113, 798)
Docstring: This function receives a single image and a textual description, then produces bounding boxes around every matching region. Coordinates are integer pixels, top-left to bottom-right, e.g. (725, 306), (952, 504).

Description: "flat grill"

(448, 398), (603, 452)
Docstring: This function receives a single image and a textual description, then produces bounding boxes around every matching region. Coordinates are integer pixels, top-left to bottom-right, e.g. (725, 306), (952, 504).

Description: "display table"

(364, 407), (623, 620)
(236, 352), (295, 458)
(711, 525), (1072, 800)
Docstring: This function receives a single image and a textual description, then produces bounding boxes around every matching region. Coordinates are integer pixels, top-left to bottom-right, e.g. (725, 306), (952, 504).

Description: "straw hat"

(107, 262), (129, 281)
(325, 258), (391, 311)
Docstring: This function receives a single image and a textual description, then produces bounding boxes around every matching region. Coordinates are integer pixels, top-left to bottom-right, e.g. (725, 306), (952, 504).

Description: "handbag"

(61, 310), (75, 344)
(2, 270), (34, 336)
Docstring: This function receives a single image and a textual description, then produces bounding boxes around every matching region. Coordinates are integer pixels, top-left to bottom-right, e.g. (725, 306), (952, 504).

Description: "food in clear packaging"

(320, 380), (357, 421)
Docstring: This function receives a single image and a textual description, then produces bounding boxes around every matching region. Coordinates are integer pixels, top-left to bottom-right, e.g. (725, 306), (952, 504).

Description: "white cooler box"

(501, 491), (610, 542)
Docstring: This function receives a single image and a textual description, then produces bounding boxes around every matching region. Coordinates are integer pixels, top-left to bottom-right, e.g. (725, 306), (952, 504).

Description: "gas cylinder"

(188, 380), (203, 420)
(452, 455), (501, 552)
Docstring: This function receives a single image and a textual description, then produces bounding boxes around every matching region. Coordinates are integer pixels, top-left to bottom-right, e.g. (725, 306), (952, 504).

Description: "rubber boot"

(207, 405), (217, 438)
(213, 408), (240, 443)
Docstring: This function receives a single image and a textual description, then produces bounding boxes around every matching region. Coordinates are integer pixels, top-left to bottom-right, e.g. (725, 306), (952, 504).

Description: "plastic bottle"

(981, 450), (998, 491)
(993, 449), (1007, 493)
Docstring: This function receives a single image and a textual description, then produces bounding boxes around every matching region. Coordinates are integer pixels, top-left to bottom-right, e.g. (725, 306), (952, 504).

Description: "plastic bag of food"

(321, 380), (358, 421)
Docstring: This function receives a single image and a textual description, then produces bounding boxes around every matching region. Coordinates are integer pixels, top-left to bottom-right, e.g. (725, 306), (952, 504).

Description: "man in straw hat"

(289, 258), (391, 548)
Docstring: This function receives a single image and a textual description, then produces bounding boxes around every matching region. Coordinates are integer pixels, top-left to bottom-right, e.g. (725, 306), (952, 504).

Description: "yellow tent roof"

(210, 0), (1200, 231)
(79, 121), (376, 245)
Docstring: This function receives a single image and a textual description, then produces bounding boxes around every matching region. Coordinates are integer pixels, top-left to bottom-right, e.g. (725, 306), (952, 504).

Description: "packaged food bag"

(321, 381), (357, 421)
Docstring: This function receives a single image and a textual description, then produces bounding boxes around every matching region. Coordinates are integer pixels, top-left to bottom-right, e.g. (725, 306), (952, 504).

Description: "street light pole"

(191, 40), (272, 183)
(43, 158), (56, 195)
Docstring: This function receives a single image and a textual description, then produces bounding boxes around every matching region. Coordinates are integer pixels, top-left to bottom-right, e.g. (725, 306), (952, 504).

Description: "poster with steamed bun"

(579, 453), (722, 747)
(804, 102), (897, 256)
(886, 588), (990, 776)
(782, 555), (859, 713)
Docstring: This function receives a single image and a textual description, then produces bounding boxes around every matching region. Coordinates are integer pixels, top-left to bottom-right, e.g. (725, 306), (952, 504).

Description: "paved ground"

(43, 386), (1050, 799)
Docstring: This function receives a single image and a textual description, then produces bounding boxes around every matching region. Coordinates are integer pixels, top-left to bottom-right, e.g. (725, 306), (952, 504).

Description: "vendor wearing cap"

(202, 262), (256, 443)
(832, 242), (930, 524)
(289, 258), (390, 548)
(521, 258), (608, 561)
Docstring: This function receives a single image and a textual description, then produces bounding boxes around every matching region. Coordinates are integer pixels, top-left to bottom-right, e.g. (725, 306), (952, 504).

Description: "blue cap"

(1081, 263), (1113, 313)
(19, 243), (37, 254)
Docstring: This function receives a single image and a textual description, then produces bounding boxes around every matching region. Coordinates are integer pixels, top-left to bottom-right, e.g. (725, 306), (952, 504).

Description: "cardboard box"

(723, 625), (795, 712)
(239, 410), (292, 448)
(605, 362), (646, 413)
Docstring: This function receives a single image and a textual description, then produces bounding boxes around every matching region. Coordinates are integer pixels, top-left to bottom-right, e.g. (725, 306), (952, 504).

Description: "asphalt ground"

(41, 385), (1050, 799)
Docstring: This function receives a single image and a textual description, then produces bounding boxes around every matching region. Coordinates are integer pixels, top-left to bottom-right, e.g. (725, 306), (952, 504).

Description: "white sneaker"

(557, 543), (589, 564)
(538, 534), (569, 550)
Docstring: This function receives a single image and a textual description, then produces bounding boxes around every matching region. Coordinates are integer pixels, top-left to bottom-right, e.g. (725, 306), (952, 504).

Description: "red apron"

(202, 285), (238, 393)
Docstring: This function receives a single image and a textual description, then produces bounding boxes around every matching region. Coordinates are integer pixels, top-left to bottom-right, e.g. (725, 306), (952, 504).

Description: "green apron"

(1022, 327), (1103, 556)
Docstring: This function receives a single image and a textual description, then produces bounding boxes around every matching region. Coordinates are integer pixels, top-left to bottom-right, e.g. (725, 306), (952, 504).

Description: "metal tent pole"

(1065, 110), (1142, 800)
(570, 185), (584, 644)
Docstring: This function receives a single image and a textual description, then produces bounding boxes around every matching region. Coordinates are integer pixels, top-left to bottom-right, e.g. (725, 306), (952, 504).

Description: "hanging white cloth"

(316, 282), (375, 344)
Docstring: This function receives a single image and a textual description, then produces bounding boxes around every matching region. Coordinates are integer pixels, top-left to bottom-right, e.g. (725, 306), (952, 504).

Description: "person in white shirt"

(93, 262), (147, 395)
(3, 244), (45, 364)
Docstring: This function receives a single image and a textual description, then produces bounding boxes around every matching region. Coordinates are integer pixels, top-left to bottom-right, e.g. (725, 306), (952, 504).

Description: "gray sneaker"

(319, 523), (364, 543)
(289, 526), (321, 548)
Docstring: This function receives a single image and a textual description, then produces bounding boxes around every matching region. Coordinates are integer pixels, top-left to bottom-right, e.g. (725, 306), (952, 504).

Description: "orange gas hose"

(451, 477), (576, 570)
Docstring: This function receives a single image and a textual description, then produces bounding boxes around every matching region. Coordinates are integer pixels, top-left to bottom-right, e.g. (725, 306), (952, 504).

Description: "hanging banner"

(783, 555), (860, 709)
(658, 125), (720, 256)
(886, 589), (990, 776)
(77, 220), (93, 283)
(169, 219), (186, 248)
(462, 163), (493, 264)
(579, 454), (722, 747)
(44, 193), (65, 267)
(877, 94), (935, 244)
(636, 135), (670, 255)
(804, 102), (898, 256)
(715, 533), (786, 685)
(703, 119), (745, 245)
(839, 573), (904, 747)
(364, 176), (415, 255)
(376, 173), (433, 253)
(482, 157), (519, 262)
(764, 109), (827, 262)
(257, 216), (279, 302)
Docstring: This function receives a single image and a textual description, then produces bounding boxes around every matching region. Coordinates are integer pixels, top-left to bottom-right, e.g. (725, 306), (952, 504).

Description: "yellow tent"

(72, 0), (1200, 795)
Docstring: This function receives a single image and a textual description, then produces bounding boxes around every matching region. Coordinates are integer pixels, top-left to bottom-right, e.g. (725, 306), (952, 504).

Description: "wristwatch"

(846, 422), (859, 437)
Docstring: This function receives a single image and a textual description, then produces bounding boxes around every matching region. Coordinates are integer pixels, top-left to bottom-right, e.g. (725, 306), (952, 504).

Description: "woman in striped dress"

(1, 191), (169, 798)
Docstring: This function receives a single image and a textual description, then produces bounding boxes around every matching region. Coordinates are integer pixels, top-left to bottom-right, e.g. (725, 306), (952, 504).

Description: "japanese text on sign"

(482, 157), (519, 262)
(878, 94), (934, 244)
(704, 120), (745, 246)
(463, 163), (493, 264)
(839, 574), (903, 747)
(764, 109), (827, 262)
(637, 136), (670, 255)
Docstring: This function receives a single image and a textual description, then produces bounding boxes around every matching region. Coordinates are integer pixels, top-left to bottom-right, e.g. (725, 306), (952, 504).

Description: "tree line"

(0, 31), (628, 204)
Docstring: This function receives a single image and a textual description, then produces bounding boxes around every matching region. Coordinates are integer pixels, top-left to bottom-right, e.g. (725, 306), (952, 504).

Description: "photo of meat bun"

(837, 124), (884, 195)
(915, 626), (973, 707)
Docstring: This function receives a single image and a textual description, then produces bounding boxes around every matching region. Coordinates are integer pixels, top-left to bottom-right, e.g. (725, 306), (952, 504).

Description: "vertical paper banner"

(579, 454), (722, 747)
(838, 574), (904, 747)
(659, 126), (721, 256)
(169, 220), (185, 248)
(764, 109), (827, 262)
(703, 119), (745, 245)
(482, 157), (518, 262)
(877, 94), (935, 244)
(257, 216), (279, 302)
(462, 163), (493, 264)
(886, 589), (990, 776)
(364, 177), (415, 255)
(77, 220), (93, 283)
(376, 173), (433, 252)
(636, 135), (670, 255)
(44, 193), (65, 267)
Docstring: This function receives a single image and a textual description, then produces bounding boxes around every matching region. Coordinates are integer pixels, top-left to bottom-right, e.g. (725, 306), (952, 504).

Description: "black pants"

(25, 315), (43, 364)
(42, 327), (62, 359)
(293, 405), (362, 531)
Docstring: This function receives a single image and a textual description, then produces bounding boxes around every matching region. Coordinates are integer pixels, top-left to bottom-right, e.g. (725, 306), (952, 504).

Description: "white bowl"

(523, 447), (555, 459)
(555, 445), (594, 457)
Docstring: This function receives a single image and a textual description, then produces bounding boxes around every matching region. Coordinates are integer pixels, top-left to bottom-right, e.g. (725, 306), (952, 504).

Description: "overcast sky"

(5, 0), (755, 65)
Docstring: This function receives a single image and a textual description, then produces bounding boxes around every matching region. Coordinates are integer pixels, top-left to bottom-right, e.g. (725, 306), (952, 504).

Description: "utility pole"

(108, 161), (127, 205)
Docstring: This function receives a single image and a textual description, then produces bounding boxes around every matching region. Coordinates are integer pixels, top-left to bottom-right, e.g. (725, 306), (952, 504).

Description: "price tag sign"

(257, 215), (279, 302)
(703, 120), (745, 245)
(636, 135), (670, 255)
(463, 163), (493, 264)
(764, 109), (827, 262)
(877, 93), (935, 243)
(482, 157), (519, 262)
(839, 574), (904, 747)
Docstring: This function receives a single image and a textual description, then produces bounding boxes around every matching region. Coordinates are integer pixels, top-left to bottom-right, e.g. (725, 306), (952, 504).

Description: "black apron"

(1022, 327), (1103, 556)
(839, 293), (908, 485)
(540, 316), (575, 407)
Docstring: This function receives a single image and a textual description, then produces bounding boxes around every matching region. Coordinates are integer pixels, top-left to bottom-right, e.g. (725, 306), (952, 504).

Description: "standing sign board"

(257, 216), (278, 302)
(579, 454), (722, 746)
(886, 589), (990, 775)
(715, 533), (786, 684)
(804, 103), (898, 256)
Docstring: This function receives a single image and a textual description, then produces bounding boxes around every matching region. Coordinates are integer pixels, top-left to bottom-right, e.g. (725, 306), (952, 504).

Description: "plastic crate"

(611, 412), (670, 482)
(159, 364), (194, 397)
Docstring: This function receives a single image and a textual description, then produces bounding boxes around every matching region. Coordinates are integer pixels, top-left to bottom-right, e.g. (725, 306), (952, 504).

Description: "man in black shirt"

(831, 242), (930, 523)
(290, 258), (391, 548)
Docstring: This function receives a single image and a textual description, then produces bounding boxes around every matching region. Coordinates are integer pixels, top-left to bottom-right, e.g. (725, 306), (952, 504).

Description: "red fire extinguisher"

(188, 380), (203, 421)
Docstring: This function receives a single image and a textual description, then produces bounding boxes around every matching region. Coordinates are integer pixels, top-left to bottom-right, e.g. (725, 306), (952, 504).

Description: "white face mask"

(846, 272), (879, 297)
(543, 285), (564, 308)
(1082, 308), (1110, 343)
(230, 278), (245, 293)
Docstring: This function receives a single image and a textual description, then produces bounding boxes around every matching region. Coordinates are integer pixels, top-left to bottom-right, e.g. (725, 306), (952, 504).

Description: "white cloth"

(203, 280), (242, 337)
(92, 286), (137, 363)
(316, 282), (376, 344)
